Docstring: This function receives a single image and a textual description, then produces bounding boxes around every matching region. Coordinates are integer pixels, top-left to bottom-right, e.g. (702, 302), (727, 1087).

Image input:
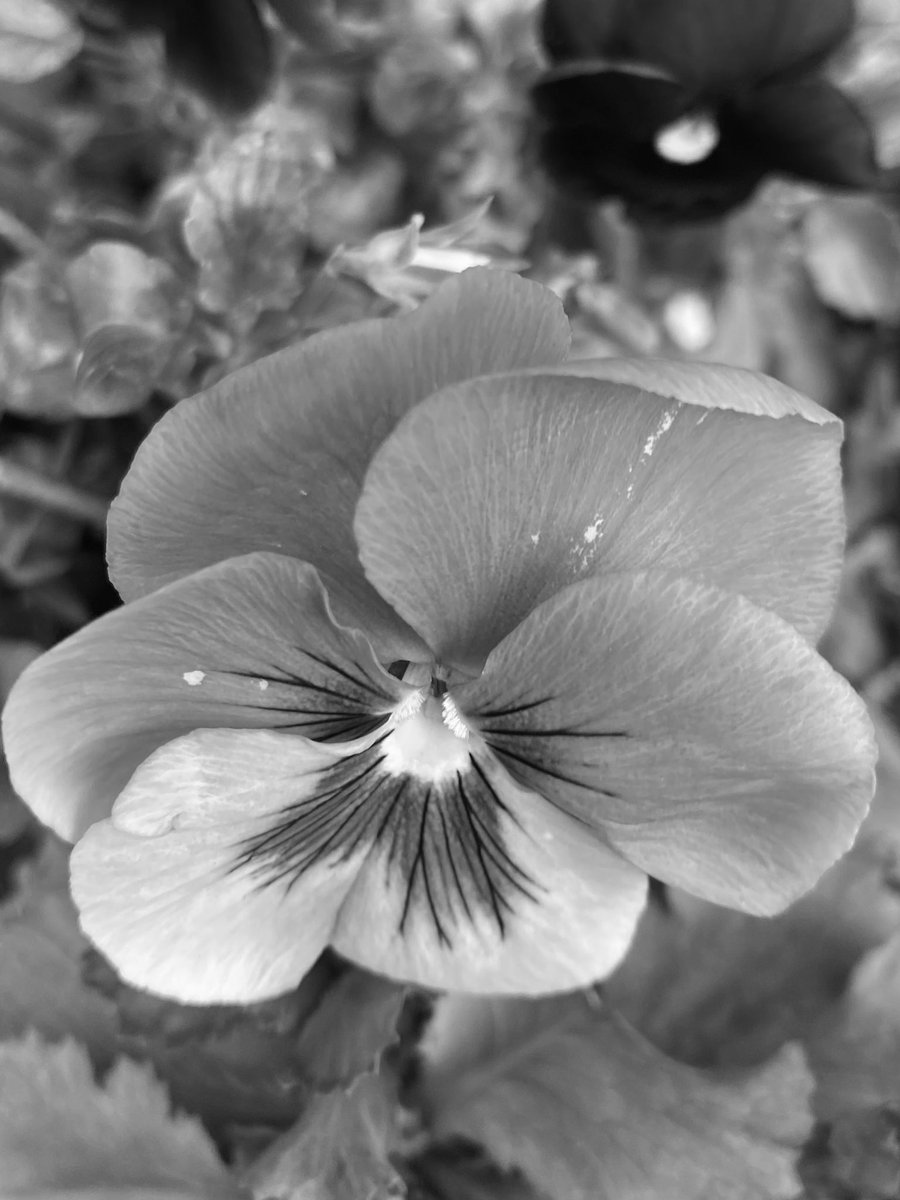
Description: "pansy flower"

(2, 269), (875, 1003)
(533, 0), (880, 219)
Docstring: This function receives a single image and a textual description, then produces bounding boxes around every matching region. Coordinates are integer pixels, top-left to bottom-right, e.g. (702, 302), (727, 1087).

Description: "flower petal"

(71, 729), (372, 1003)
(533, 67), (692, 141)
(354, 365), (843, 666)
(106, 268), (570, 655)
(619, 0), (854, 90)
(454, 570), (875, 915)
(741, 78), (880, 189)
(332, 752), (648, 993)
(2, 553), (406, 841)
(537, 119), (764, 218)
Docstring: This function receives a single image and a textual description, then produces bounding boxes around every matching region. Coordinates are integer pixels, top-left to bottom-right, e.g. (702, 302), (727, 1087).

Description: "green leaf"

(802, 196), (900, 323)
(809, 932), (900, 1118)
(0, 838), (119, 1058)
(89, 957), (404, 1133)
(294, 969), (406, 1089)
(243, 1074), (405, 1200)
(419, 994), (812, 1200)
(607, 752), (900, 1069)
(0, 1034), (243, 1197)
(0, 0), (82, 83)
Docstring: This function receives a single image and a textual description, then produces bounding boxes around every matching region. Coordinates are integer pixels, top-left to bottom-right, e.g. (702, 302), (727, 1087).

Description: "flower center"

(383, 689), (471, 781)
(654, 111), (720, 164)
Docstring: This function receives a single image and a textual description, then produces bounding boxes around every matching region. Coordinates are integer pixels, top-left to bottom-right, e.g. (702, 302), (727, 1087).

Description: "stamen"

(441, 693), (470, 740)
(654, 111), (719, 164)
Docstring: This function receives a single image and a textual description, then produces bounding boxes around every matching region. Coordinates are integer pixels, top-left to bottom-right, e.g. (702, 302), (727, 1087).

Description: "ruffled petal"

(740, 78), (880, 189)
(106, 268), (570, 656)
(533, 67), (692, 141)
(2, 553), (406, 841)
(332, 751), (648, 993)
(71, 729), (374, 1003)
(619, 0), (854, 90)
(354, 365), (843, 666)
(454, 571), (875, 914)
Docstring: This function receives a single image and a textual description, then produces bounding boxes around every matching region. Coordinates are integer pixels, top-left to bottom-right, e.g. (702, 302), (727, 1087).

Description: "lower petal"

(332, 754), (648, 994)
(71, 728), (376, 1003)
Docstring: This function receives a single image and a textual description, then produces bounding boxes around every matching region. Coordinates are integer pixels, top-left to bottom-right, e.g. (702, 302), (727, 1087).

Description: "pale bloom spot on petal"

(641, 408), (678, 460)
(182, 670), (205, 686)
(654, 112), (720, 164)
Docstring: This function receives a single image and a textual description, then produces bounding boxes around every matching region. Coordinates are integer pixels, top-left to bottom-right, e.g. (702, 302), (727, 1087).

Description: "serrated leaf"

(295, 970), (405, 1089)
(607, 754), (900, 1070)
(808, 933), (900, 1118)
(0, 839), (119, 1057)
(0, 1034), (242, 1197)
(419, 994), (812, 1200)
(243, 1073), (405, 1200)
(86, 958), (403, 1134)
(0, 0), (82, 83)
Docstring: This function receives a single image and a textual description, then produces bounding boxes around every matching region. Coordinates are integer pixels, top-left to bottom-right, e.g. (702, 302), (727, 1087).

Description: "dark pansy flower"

(534, 0), (880, 219)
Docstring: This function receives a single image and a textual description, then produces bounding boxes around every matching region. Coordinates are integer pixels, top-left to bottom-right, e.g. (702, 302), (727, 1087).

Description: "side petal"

(71, 729), (372, 1004)
(619, 0), (854, 90)
(1, 553), (407, 841)
(740, 78), (880, 189)
(354, 366), (843, 667)
(332, 752), (648, 994)
(454, 571), (875, 915)
(107, 268), (570, 643)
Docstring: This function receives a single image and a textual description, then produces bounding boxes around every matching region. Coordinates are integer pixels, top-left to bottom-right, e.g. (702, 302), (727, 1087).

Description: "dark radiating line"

(479, 727), (630, 739)
(492, 743), (619, 798)
(474, 697), (553, 720)
(438, 804), (474, 924)
(456, 773), (509, 934)
(300, 648), (389, 698)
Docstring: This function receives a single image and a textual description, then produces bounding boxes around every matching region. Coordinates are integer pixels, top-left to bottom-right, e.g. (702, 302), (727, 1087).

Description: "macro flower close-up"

(533, 0), (880, 219)
(0, 267), (875, 1005)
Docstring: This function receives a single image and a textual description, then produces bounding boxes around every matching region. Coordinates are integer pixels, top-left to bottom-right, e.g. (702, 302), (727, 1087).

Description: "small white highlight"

(393, 688), (427, 722)
(582, 517), (604, 544)
(530, 532), (540, 546)
(441, 693), (470, 740)
(182, 670), (205, 686)
(641, 409), (677, 459)
(654, 112), (719, 165)
(572, 510), (605, 566)
(257, 679), (269, 691)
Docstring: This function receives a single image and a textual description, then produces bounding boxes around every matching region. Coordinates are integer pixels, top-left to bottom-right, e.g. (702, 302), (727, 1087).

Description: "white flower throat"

(383, 686), (472, 781)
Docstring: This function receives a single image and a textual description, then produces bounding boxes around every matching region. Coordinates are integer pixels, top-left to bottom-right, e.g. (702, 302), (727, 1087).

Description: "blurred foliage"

(2, 0), (900, 1197)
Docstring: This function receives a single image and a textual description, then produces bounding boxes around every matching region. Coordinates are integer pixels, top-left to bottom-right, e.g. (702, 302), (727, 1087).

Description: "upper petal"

(619, 0), (854, 90)
(106, 268), (570, 651)
(354, 364), (843, 667)
(1, 552), (406, 841)
(454, 570), (875, 915)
